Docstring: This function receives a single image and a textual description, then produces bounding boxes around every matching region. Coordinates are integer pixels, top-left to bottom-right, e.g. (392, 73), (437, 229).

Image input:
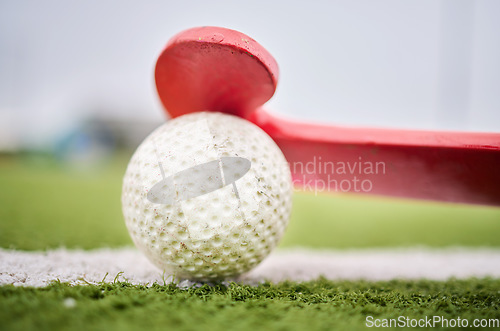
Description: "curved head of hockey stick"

(155, 26), (278, 119)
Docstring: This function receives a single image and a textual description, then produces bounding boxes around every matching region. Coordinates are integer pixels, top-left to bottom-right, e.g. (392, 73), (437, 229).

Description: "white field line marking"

(1, 247), (500, 287)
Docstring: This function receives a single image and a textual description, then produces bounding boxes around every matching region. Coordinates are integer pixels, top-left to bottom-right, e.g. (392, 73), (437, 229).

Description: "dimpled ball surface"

(121, 112), (292, 281)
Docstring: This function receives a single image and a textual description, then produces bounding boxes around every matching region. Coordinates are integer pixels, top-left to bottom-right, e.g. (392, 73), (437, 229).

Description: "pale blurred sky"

(1, 0), (499, 147)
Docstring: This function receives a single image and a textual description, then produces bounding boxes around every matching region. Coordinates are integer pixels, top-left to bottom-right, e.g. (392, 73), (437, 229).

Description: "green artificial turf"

(281, 191), (500, 248)
(0, 152), (499, 250)
(1, 278), (499, 331)
(2, 153), (500, 330)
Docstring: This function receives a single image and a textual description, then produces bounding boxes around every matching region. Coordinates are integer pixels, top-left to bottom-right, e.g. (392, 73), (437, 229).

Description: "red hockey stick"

(155, 26), (500, 206)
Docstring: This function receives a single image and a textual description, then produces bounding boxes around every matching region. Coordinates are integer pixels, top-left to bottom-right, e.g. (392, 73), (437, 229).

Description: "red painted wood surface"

(155, 26), (500, 206)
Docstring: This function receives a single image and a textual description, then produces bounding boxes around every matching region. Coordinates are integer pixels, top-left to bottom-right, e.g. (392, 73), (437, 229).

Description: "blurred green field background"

(1, 153), (499, 251)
